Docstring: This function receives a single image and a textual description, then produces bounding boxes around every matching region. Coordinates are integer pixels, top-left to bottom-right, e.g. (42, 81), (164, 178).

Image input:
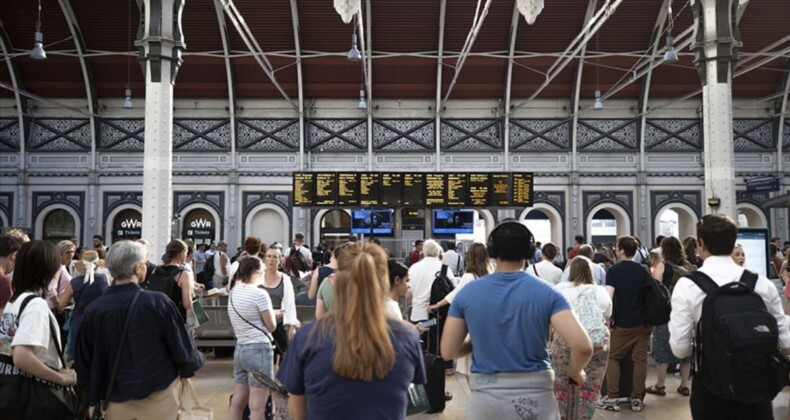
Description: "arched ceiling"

(1, 0), (788, 111)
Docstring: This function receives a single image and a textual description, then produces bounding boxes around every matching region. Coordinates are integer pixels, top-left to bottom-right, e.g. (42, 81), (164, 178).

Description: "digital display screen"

(446, 173), (468, 207)
(468, 173), (490, 206)
(433, 210), (475, 234)
(359, 172), (380, 206)
(337, 172), (359, 206)
(293, 172), (315, 206)
(314, 173), (338, 206)
(425, 173), (446, 207)
(380, 173), (403, 207)
(489, 173), (511, 206)
(351, 209), (394, 235)
(511, 172), (534, 206)
(403, 173), (425, 207)
(737, 227), (770, 278)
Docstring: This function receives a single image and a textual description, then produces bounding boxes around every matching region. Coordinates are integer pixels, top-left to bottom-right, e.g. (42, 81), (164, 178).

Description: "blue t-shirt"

(277, 318), (426, 420)
(449, 270), (571, 373)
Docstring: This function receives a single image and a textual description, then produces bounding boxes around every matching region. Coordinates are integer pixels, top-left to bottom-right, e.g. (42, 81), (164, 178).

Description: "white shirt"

(408, 256), (443, 322)
(212, 251), (232, 283)
(385, 298), (403, 320)
(228, 283), (274, 345)
(283, 245), (312, 265)
(442, 250), (464, 277)
(444, 272), (480, 305)
(555, 283), (613, 318)
(0, 292), (63, 369)
(559, 260), (606, 286)
(529, 260), (563, 285)
(669, 255), (790, 359)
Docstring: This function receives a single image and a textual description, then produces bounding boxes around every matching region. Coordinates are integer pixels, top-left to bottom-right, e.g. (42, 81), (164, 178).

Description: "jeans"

(233, 342), (274, 388)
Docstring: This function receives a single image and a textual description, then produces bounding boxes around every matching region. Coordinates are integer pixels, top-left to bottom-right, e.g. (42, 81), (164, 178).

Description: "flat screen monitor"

(350, 209), (393, 235)
(433, 210), (474, 235)
(737, 227), (770, 278)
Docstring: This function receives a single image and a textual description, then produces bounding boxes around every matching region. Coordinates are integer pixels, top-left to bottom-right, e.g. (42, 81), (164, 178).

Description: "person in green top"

(315, 272), (335, 319)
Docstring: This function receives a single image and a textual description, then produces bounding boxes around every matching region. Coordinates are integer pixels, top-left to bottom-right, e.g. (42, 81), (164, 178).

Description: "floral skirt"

(551, 333), (609, 420)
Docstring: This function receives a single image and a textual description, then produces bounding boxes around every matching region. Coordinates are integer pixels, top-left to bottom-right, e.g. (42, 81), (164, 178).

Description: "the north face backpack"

(430, 265), (455, 319)
(689, 270), (786, 404)
(574, 286), (607, 347)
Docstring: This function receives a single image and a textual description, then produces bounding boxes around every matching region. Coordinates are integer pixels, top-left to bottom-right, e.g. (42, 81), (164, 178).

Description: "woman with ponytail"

(278, 242), (426, 420)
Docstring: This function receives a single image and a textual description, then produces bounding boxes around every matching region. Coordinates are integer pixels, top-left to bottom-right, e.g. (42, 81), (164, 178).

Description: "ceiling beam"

(57, 0), (98, 169)
(214, 0), (237, 168)
(502, 0), (521, 172)
(568, 0), (599, 173)
(434, 0), (447, 171)
(364, 0), (373, 170)
(0, 20), (26, 170)
(441, 0), (493, 106)
(289, 0), (305, 169)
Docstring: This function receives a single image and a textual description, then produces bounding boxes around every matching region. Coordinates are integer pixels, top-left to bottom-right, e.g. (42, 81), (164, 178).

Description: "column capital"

(691, 0), (743, 85)
(134, 0), (186, 85)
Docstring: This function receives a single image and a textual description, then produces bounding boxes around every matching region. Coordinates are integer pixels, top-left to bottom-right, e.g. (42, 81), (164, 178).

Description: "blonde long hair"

(320, 242), (395, 381)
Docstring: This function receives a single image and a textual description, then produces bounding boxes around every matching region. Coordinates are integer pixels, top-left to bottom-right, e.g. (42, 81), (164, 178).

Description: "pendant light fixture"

(123, 0), (133, 109)
(31, 0), (47, 60)
(357, 87), (367, 109)
(663, 3), (678, 63)
(593, 33), (603, 110)
(347, 33), (362, 62)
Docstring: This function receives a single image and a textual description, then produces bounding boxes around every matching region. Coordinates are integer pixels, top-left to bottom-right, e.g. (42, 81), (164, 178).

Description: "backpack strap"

(738, 269), (759, 291)
(687, 271), (719, 295)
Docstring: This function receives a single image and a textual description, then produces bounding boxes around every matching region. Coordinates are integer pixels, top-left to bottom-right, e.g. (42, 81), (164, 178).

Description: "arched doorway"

(182, 208), (217, 246)
(111, 208), (143, 243)
(246, 204), (289, 247)
(654, 203), (697, 241)
(320, 209), (351, 248)
(586, 204), (631, 247)
(43, 209), (76, 243)
(520, 204), (563, 250)
(736, 203), (768, 227)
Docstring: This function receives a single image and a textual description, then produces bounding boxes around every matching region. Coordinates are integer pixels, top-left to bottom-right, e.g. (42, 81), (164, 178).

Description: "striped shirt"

(228, 283), (273, 345)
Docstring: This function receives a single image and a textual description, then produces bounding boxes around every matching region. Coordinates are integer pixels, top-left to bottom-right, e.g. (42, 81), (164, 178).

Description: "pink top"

(46, 265), (71, 309)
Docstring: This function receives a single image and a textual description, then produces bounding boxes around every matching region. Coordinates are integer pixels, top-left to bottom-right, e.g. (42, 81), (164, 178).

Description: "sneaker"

(596, 396), (621, 412)
(630, 398), (643, 412)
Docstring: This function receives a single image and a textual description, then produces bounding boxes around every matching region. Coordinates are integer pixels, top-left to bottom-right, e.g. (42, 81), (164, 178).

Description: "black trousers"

(690, 378), (773, 420)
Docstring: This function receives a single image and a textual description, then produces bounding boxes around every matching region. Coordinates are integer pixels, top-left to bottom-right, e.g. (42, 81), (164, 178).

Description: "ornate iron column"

(692, 0), (741, 218)
(136, 0), (185, 259)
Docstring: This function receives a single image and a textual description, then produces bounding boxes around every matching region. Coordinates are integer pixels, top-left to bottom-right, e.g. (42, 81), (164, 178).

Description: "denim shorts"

(233, 342), (274, 388)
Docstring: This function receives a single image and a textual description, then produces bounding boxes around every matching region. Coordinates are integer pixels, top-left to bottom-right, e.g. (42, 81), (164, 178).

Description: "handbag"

(177, 378), (213, 420)
(0, 295), (79, 420)
(92, 289), (142, 420)
(187, 299), (210, 330)
(406, 383), (430, 416)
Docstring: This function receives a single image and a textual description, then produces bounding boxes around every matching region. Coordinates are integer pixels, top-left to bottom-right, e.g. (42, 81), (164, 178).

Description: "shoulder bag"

(229, 289), (281, 355)
(92, 288), (142, 420)
(0, 294), (79, 420)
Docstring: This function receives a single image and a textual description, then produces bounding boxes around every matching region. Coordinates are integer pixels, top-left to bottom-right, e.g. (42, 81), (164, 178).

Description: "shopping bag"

(406, 383), (430, 416)
(187, 299), (210, 329)
(177, 379), (213, 420)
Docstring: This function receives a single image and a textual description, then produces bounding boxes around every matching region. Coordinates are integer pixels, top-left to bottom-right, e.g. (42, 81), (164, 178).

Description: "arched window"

(43, 209), (76, 243)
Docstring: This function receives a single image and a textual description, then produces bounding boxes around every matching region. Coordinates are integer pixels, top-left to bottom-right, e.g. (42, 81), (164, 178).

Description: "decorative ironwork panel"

(104, 191), (142, 216)
(373, 119), (435, 151)
(100, 119), (145, 151)
(733, 119), (772, 151)
(0, 119), (21, 151)
(173, 191), (225, 217)
(644, 119), (701, 151)
(28, 118), (91, 151)
(308, 119), (366, 151)
(737, 190), (770, 205)
(0, 192), (12, 226)
(577, 119), (637, 151)
(441, 119), (502, 151)
(783, 120), (790, 151)
(533, 191), (566, 217)
(237, 119), (299, 151)
(241, 191), (292, 238)
(509, 119), (570, 151)
(650, 190), (701, 220)
(173, 119), (231, 151)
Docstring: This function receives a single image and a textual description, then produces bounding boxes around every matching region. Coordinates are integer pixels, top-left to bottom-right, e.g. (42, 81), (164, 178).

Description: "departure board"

(468, 173), (490, 206)
(425, 173), (446, 207)
(293, 172), (315, 206)
(380, 173), (403, 206)
(337, 172), (359, 206)
(446, 173), (467, 207)
(403, 173), (425, 207)
(314, 173), (338, 206)
(511, 172), (534, 206)
(359, 172), (380, 206)
(490, 173), (511, 206)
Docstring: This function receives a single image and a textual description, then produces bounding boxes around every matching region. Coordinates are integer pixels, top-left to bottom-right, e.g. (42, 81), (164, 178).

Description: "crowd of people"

(0, 219), (789, 420)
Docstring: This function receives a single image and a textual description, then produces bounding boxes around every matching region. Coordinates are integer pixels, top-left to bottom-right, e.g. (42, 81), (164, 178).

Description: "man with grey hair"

(408, 239), (444, 323)
(559, 244), (607, 286)
(76, 240), (204, 419)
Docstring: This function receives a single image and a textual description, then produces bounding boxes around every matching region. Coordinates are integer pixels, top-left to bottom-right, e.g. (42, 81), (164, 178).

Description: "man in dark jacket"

(76, 240), (204, 419)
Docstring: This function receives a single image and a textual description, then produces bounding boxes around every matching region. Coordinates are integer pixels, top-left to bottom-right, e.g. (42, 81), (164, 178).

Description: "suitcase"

(422, 324), (446, 414)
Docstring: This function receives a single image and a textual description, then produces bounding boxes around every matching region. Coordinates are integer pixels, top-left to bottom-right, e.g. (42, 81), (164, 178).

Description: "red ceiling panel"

(372, 0), (439, 53)
(71, 0), (139, 52)
(226, 0), (295, 52)
(298, 0), (353, 53)
(516, 0), (587, 53)
(232, 56), (298, 99)
(373, 57), (436, 98)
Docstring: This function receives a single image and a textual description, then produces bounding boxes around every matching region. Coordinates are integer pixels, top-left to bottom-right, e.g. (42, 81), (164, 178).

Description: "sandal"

(677, 386), (690, 396)
(644, 385), (666, 396)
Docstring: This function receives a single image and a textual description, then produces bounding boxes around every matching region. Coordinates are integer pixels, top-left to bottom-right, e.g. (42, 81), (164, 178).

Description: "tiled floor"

(192, 354), (790, 420)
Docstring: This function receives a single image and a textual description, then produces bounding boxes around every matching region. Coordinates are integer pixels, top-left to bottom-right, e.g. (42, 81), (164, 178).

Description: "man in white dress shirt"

(442, 242), (464, 277)
(528, 243), (562, 285)
(669, 215), (790, 419)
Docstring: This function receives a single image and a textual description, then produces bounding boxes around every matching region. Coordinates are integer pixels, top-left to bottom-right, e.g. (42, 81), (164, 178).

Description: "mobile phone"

(418, 319), (437, 328)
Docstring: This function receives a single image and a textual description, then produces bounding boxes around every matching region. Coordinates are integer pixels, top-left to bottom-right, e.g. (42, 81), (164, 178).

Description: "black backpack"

(289, 246), (309, 273)
(429, 265), (455, 318)
(641, 269), (672, 325)
(145, 265), (183, 299)
(688, 270), (786, 404)
(203, 253), (216, 277)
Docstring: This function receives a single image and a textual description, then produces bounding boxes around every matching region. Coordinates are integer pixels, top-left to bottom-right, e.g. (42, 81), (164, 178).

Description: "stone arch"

(476, 209), (496, 239)
(104, 204), (143, 242)
(653, 202), (698, 241)
(180, 204), (222, 243)
(519, 204), (563, 248)
(245, 203), (290, 247)
(586, 203), (632, 242)
(736, 202), (768, 227)
(0, 211), (7, 229)
(35, 204), (81, 242)
(313, 208), (351, 246)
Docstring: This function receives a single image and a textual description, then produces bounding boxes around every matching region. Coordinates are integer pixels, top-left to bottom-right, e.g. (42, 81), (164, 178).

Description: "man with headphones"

(441, 220), (593, 419)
